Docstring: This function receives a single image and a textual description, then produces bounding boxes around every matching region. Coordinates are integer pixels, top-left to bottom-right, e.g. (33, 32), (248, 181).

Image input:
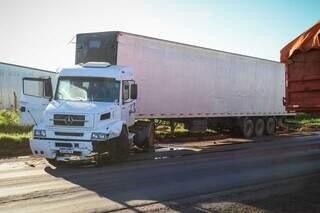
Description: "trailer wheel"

(109, 126), (130, 161)
(254, 118), (265, 137)
(265, 117), (276, 135)
(242, 118), (254, 138)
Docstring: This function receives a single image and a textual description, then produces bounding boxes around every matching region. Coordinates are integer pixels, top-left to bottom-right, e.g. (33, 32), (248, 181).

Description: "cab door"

(121, 81), (136, 126)
(20, 77), (53, 126)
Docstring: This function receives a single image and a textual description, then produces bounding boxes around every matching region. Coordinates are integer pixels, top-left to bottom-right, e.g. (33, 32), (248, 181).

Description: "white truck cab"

(21, 62), (154, 163)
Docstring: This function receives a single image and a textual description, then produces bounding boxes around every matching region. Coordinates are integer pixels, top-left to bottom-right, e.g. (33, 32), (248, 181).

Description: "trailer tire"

(254, 118), (265, 137)
(109, 126), (130, 161)
(265, 117), (276, 135)
(242, 118), (254, 138)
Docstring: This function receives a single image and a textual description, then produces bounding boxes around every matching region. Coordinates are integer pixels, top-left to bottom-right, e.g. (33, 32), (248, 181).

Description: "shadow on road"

(42, 134), (320, 212)
(44, 155), (320, 212)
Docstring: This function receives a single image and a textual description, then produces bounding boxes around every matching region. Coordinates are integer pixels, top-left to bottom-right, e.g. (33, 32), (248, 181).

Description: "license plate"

(59, 148), (74, 154)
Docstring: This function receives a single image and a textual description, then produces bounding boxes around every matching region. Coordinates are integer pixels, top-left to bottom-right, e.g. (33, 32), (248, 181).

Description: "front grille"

(53, 114), (85, 126)
(55, 132), (84, 137)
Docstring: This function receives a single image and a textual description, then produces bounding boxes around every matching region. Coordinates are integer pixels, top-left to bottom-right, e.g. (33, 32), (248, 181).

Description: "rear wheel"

(254, 118), (265, 137)
(242, 118), (254, 138)
(109, 126), (130, 161)
(132, 121), (155, 153)
(142, 123), (155, 152)
(265, 117), (276, 135)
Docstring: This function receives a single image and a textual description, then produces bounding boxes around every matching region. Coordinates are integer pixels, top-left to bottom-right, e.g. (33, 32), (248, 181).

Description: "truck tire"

(109, 126), (130, 161)
(132, 121), (155, 152)
(46, 158), (62, 167)
(242, 118), (254, 138)
(265, 117), (276, 135)
(143, 123), (155, 152)
(254, 118), (265, 137)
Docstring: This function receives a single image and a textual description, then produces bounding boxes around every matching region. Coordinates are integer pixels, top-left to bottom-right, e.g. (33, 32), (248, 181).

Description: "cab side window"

(23, 79), (44, 97)
(122, 81), (130, 102)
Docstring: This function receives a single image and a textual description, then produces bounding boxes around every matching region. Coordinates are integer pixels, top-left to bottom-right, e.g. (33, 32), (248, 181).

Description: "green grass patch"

(0, 110), (32, 158)
(0, 132), (31, 143)
(286, 113), (320, 130)
(0, 110), (19, 125)
(155, 121), (217, 141)
(0, 110), (32, 133)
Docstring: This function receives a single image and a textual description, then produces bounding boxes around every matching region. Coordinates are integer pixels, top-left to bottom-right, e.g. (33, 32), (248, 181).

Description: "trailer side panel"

(76, 32), (288, 119)
(116, 33), (287, 118)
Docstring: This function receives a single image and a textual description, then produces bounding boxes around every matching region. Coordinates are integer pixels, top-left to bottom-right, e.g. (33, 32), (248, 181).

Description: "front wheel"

(109, 126), (130, 161)
(46, 158), (62, 167)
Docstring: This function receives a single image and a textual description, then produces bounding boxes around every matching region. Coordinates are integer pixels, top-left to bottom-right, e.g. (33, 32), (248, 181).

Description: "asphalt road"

(1, 133), (320, 212)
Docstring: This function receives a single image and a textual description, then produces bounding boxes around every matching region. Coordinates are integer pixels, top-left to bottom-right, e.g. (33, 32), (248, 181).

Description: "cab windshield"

(55, 77), (120, 102)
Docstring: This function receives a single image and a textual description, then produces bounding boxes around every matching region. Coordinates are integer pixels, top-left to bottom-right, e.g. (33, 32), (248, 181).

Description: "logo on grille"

(64, 116), (74, 125)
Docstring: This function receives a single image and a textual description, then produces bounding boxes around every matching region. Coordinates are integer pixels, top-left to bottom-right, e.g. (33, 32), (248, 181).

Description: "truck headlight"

(34, 129), (46, 137)
(91, 132), (108, 141)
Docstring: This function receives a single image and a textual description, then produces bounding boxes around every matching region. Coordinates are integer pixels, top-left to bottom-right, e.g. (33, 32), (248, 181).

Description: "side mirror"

(44, 78), (53, 100)
(131, 84), (138, 99)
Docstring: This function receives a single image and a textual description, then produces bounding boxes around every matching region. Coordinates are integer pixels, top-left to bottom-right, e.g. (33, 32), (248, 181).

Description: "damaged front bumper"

(30, 138), (98, 161)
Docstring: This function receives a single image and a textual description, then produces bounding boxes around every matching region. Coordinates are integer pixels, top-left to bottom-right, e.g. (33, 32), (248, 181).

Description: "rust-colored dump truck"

(281, 21), (320, 112)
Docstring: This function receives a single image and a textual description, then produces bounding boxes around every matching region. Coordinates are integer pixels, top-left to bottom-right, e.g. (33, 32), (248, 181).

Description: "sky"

(0, 0), (319, 71)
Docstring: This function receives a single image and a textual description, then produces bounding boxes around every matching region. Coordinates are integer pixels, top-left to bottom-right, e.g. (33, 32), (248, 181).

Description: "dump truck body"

(281, 21), (320, 112)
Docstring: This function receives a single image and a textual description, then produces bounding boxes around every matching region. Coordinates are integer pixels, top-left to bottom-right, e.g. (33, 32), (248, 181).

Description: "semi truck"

(20, 31), (291, 163)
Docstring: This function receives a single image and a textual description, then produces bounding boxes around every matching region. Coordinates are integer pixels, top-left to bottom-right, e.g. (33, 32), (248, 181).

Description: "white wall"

(0, 63), (56, 109)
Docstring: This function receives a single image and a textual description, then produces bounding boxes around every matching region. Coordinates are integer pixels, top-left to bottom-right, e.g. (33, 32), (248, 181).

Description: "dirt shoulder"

(0, 140), (31, 158)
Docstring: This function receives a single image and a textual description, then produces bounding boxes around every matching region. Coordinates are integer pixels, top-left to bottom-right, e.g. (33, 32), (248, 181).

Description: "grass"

(0, 110), (32, 157)
(0, 132), (31, 143)
(0, 110), (32, 134)
(155, 121), (218, 142)
(286, 113), (320, 131)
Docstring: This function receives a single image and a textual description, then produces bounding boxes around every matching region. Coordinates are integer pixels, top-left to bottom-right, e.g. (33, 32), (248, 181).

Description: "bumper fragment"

(30, 138), (94, 161)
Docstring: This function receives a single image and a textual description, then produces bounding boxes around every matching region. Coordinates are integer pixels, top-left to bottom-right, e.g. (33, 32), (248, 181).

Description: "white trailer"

(76, 32), (290, 135)
(20, 32), (291, 164)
